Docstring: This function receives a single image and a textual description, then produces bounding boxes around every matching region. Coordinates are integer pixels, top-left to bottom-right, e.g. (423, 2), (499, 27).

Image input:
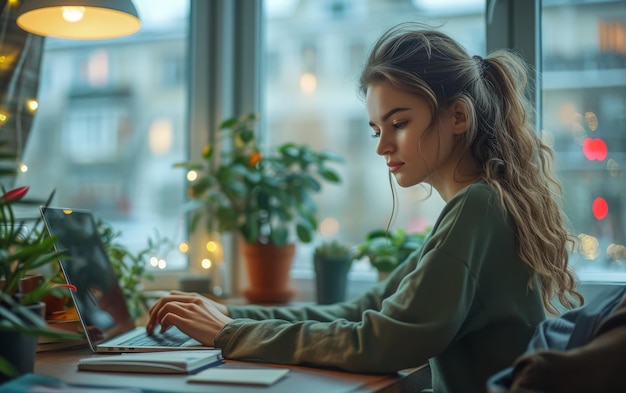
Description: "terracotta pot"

(241, 242), (295, 304)
(41, 294), (69, 317)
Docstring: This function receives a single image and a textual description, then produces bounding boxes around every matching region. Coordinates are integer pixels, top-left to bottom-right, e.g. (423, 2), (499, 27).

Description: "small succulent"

(314, 240), (354, 260)
(354, 228), (429, 273)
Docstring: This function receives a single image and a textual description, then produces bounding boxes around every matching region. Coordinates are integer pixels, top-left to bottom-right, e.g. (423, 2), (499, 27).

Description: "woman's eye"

(370, 130), (380, 139)
(392, 121), (407, 130)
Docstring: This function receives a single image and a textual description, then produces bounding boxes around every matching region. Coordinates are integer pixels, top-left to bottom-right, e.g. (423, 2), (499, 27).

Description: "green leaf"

(0, 356), (19, 378)
(172, 162), (204, 170)
(220, 117), (238, 129)
(319, 150), (345, 162)
(319, 168), (341, 183)
(366, 229), (389, 240)
(371, 255), (398, 272)
(270, 226), (289, 246)
(296, 222), (313, 243)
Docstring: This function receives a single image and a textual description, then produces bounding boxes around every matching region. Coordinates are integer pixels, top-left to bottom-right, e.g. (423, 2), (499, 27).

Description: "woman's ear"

(450, 100), (469, 135)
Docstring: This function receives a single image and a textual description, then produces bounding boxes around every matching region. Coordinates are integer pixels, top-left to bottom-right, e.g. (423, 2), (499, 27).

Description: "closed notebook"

(187, 368), (290, 386)
(78, 349), (223, 374)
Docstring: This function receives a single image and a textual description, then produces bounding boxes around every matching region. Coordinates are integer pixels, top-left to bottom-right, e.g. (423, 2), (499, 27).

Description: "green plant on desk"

(0, 186), (82, 380)
(313, 240), (355, 304)
(354, 228), (430, 275)
(97, 219), (172, 320)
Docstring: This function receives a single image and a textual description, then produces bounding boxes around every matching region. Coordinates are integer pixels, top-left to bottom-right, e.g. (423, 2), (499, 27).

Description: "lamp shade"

(16, 0), (141, 40)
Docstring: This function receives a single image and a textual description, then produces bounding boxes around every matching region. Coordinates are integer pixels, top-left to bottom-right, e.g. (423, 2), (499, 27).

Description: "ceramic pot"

(0, 301), (46, 383)
(314, 256), (351, 304)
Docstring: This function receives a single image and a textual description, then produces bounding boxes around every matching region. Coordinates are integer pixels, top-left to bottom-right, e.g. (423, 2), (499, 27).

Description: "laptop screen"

(40, 207), (135, 349)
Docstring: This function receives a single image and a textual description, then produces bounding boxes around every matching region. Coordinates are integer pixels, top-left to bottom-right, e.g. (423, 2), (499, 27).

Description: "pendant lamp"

(16, 0), (141, 40)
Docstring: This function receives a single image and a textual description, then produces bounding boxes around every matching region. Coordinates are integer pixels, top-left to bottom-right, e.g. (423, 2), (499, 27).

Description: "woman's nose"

(376, 131), (393, 156)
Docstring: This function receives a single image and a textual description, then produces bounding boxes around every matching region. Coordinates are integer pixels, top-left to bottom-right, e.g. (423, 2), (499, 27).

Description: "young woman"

(147, 23), (583, 393)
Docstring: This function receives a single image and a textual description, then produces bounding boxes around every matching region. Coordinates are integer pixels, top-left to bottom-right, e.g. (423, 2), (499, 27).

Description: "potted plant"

(97, 218), (170, 320)
(0, 186), (83, 382)
(354, 228), (430, 280)
(313, 240), (354, 304)
(174, 113), (343, 303)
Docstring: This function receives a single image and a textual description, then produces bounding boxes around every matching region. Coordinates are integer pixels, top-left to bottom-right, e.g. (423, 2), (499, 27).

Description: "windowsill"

(577, 270), (626, 284)
(143, 267), (379, 304)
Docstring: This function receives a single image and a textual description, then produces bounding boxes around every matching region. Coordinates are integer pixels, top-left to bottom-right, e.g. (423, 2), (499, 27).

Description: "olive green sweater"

(215, 182), (546, 393)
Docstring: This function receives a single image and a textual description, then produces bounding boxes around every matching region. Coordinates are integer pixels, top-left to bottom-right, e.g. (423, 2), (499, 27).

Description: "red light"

(592, 197), (609, 220)
(582, 138), (608, 161)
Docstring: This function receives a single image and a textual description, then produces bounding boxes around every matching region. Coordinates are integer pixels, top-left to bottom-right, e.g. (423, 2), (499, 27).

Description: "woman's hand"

(146, 290), (233, 346)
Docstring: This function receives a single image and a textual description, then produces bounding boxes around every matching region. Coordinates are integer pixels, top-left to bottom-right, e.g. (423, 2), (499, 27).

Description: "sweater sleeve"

(226, 256), (417, 323)
(215, 247), (478, 374)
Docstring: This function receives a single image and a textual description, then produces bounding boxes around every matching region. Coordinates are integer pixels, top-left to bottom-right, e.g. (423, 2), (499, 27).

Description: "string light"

(26, 99), (38, 113)
(178, 241), (189, 253)
(206, 240), (219, 253)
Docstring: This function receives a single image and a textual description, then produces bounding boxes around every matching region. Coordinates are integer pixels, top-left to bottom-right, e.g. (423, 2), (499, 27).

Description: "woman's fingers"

(156, 301), (202, 333)
(153, 301), (232, 346)
(147, 294), (199, 332)
(146, 291), (230, 334)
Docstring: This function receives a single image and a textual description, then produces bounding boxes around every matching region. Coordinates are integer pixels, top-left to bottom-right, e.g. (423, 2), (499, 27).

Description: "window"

(541, 0), (626, 281)
(18, 0), (626, 299)
(19, 0), (191, 270)
(263, 0), (486, 288)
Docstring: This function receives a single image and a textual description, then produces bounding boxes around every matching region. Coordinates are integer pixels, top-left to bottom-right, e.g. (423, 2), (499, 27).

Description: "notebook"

(77, 349), (223, 373)
(40, 206), (210, 353)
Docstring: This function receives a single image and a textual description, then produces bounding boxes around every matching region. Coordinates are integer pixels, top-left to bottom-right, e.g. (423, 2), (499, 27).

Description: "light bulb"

(26, 99), (38, 113)
(62, 6), (86, 23)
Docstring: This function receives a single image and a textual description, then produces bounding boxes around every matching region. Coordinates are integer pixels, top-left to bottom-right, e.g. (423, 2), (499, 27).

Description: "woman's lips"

(387, 162), (404, 173)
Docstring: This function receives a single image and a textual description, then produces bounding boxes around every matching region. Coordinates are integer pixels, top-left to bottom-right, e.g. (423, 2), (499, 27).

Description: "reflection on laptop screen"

(40, 207), (135, 347)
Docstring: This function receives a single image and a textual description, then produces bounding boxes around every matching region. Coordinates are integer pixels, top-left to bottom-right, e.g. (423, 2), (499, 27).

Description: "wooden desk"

(35, 347), (430, 393)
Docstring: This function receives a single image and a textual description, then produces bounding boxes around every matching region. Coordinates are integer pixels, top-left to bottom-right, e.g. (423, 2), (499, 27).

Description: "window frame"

(148, 0), (542, 298)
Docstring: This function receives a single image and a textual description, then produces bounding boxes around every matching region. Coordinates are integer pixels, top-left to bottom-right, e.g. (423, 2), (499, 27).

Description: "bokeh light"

(578, 233), (600, 260)
(592, 197), (609, 220)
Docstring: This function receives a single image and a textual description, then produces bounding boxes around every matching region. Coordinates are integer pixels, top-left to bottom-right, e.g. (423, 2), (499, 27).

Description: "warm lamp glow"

(62, 6), (85, 22)
(16, 0), (141, 40)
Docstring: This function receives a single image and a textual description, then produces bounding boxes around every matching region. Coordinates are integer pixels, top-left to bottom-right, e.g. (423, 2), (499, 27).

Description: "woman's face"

(366, 81), (463, 193)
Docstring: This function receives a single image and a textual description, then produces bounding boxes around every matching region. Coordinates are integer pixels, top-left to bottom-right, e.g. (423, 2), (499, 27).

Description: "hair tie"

(473, 55), (489, 70)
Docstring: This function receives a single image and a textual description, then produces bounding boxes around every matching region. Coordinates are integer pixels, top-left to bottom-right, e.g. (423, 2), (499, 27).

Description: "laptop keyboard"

(120, 327), (191, 347)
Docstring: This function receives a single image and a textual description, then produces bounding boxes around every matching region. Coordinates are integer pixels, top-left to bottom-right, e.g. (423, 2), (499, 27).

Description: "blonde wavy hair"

(359, 23), (583, 314)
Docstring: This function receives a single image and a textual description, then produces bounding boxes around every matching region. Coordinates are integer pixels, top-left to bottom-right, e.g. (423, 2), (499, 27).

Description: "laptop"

(40, 206), (210, 353)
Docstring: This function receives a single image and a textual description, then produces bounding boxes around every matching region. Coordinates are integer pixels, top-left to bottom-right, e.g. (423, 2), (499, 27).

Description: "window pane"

(542, 0), (626, 281)
(263, 0), (486, 278)
(18, 0), (190, 270)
